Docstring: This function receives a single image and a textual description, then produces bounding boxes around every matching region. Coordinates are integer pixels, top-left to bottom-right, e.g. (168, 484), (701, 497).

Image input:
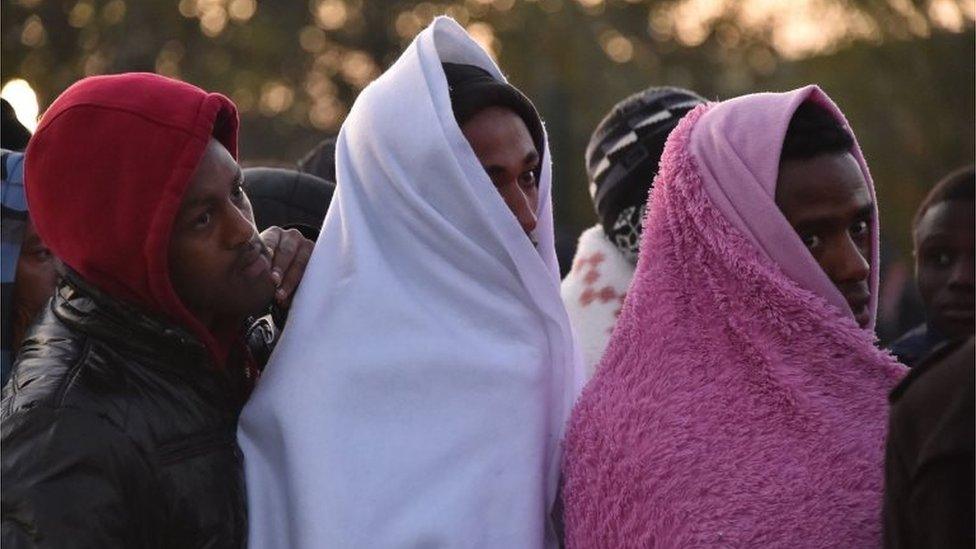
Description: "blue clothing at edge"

(1, 150), (27, 386)
(889, 322), (950, 368)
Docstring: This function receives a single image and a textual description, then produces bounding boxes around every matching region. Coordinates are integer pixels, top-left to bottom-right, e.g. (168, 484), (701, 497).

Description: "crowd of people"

(0, 16), (972, 549)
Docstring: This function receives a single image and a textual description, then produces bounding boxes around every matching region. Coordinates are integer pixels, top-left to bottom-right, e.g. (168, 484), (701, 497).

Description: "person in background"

(561, 88), (905, 547)
(1, 150), (58, 386)
(1, 73), (312, 547)
(884, 335), (974, 548)
(889, 166), (974, 366)
(561, 87), (705, 379)
(297, 136), (337, 183)
(243, 167), (335, 242)
(1, 98), (31, 151)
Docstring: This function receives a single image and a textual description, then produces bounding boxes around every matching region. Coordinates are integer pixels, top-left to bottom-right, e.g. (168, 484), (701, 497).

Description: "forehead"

(183, 139), (240, 200)
(775, 152), (870, 216)
(915, 200), (976, 241)
(460, 106), (537, 162)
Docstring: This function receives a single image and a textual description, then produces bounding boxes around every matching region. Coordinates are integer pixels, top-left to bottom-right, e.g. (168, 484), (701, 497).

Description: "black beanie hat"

(443, 62), (545, 175)
(298, 136), (337, 183)
(586, 87), (706, 263)
(243, 167), (335, 241)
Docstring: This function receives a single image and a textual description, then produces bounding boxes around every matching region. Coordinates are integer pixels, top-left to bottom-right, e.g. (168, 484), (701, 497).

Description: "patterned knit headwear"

(586, 87), (705, 263)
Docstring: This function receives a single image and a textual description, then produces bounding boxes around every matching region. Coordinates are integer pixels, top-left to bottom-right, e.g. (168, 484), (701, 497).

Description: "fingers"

(271, 228), (301, 286)
(277, 239), (313, 309)
(260, 227), (313, 309)
(261, 226), (282, 258)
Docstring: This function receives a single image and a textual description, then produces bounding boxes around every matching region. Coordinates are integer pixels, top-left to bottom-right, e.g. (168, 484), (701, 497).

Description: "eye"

(801, 234), (822, 251)
(193, 211), (212, 229)
(925, 248), (954, 268)
(231, 184), (245, 202)
(34, 248), (52, 261)
(850, 220), (870, 238)
(518, 170), (536, 189)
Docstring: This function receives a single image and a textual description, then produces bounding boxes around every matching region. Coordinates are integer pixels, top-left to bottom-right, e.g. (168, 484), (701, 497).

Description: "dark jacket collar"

(53, 271), (208, 367)
(889, 335), (969, 403)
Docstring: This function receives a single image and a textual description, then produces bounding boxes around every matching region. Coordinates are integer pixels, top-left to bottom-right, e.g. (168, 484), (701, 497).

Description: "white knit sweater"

(560, 225), (636, 382)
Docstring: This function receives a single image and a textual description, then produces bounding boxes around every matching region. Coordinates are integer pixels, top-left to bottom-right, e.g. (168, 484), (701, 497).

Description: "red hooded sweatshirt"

(25, 72), (240, 368)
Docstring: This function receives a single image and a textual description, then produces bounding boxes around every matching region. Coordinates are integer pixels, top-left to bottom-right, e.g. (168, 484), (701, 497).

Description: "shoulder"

(3, 305), (89, 414)
(889, 337), (971, 405)
(2, 307), (155, 482)
(888, 323), (937, 367)
(888, 338), (974, 459)
(3, 304), (134, 430)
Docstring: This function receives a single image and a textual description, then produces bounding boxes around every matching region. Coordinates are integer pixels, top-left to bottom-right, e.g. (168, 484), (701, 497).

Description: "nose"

(830, 233), (870, 285)
(223, 202), (258, 248)
(948, 255), (976, 290)
(503, 184), (537, 235)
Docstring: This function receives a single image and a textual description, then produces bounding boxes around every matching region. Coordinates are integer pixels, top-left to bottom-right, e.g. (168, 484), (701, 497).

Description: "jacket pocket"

(156, 430), (237, 466)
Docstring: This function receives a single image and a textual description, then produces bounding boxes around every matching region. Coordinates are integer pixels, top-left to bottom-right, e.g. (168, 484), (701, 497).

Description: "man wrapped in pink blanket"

(561, 86), (907, 548)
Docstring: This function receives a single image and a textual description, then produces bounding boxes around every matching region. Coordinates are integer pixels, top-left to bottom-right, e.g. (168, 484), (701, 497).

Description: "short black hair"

(913, 165), (975, 230)
(780, 101), (854, 162)
(442, 62), (545, 178)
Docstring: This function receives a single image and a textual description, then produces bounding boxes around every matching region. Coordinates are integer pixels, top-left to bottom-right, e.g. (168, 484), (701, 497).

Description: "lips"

(845, 293), (871, 327)
(939, 304), (975, 323)
(237, 240), (272, 280)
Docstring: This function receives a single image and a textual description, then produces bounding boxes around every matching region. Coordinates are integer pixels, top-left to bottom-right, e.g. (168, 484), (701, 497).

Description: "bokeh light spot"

(228, 0), (257, 22)
(314, 0), (348, 31)
(20, 16), (47, 48)
(1, 79), (39, 133)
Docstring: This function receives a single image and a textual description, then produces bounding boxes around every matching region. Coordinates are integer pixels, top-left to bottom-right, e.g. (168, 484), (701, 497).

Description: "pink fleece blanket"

(561, 89), (906, 548)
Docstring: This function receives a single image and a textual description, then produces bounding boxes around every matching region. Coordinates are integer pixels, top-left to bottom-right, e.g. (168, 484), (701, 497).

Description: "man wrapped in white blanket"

(238, 17), (583, 549)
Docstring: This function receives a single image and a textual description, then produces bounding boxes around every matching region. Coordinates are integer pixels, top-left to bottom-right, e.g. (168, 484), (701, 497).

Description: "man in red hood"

(0, 73), (313, 547)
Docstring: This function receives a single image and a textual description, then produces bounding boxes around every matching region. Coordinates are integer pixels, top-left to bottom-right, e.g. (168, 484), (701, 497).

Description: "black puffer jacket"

(1, 275), (274, 548)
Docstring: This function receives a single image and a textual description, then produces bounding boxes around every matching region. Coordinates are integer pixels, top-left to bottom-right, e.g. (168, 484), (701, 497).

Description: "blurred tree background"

(2, 0), (974, 339)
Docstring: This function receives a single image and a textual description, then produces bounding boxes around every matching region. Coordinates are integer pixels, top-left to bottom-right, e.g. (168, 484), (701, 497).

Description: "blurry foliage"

(2, 0), (974, 257)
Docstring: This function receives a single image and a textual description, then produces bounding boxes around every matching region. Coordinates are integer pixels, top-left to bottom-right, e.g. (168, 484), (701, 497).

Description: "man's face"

(169, 138), (275, 328)
(460, 106), (540, 240)
(12, 220), (58, 350)
(776, 152), (874, 328)
(914, 200), (975, 338)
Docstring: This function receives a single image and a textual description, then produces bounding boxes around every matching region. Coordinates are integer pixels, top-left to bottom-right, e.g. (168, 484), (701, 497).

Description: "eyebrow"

(793, 202), (875, 232)
(854, 203), (875, 220)
(182, 168), (244, 209)
(482, 151), (540, 178)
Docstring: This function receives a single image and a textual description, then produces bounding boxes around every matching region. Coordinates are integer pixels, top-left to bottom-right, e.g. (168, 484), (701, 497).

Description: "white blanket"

(238, 17), (583, 549)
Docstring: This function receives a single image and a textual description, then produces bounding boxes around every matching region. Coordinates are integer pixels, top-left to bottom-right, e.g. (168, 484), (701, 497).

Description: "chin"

(246, 292), (277, 318)
(227, 287), (276, 321)
(936, 319), (976, 340)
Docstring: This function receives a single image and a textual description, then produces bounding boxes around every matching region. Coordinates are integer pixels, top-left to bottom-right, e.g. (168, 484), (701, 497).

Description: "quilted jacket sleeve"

(1, 405), (157, 548)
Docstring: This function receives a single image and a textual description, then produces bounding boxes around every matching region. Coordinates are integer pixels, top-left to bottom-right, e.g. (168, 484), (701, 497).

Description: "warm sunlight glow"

(1, 79), (40, 133)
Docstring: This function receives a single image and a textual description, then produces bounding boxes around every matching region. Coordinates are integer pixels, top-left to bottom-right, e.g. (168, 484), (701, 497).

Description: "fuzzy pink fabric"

(561, 92), (907, 548)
